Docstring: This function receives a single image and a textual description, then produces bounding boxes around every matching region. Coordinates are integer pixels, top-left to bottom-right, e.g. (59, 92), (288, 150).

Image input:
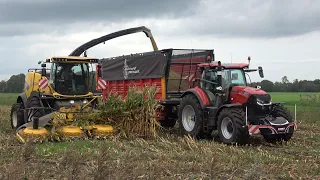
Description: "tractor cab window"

(200, 70), (218, 91)
(50, 63), (89, 95)
(221, 69), (246, 89)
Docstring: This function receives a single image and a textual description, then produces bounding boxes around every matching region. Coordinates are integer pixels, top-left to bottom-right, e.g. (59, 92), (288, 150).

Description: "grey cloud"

(179, 0), (320, 38)
(1, 0), (320, 38)
(0, 0), (197, 36)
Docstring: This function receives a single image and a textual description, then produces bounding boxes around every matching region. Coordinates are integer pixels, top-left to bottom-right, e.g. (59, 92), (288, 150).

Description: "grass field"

(0, 92), (320, 179)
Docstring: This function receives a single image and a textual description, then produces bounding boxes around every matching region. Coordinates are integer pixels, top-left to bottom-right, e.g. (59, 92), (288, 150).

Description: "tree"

(5, 73), (25, 93)
(281, 76), (289, 84)
(260, 80), (274, 92)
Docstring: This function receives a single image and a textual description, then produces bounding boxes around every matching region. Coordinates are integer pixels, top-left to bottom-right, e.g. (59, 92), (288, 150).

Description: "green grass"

(269, 92), (320, 106)
(0, 93), (19, 106)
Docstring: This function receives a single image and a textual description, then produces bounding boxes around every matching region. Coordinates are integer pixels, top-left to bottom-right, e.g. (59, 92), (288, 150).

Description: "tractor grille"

(246, 94), (272, 124)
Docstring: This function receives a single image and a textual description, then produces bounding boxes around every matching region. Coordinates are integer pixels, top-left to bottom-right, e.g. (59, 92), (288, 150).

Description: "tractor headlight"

(69, 100), (75, 104)
(256, 98), (271, 106)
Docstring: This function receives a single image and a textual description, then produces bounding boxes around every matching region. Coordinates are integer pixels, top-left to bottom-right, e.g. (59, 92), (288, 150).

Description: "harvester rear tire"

(10, 103), (25, 129)
(217, 108), (249, 145)
(263, 105), (293, 143)
(178, 94), (204, 138)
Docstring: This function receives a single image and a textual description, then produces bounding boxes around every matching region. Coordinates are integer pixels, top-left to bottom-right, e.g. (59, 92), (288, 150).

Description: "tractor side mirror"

(258, 66), (264, 78)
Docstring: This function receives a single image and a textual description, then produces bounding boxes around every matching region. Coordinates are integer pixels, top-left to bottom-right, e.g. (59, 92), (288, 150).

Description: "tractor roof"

(198, 62), (249, 69)
(47, 56), (99, 63)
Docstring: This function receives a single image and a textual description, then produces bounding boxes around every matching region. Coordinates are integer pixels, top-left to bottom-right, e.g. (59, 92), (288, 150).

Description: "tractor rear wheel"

(178, 94), (204, 138)
(10, 103), (25, 129)
(263, 105), (293, 143)
(217, 108), (249, 145)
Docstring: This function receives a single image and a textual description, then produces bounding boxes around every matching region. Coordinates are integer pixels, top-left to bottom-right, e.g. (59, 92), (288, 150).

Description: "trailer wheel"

(264, 105), (293, 143)
(178, 94), (204, 138)
(217, 108), (249, 145)
(160, 106), (177, 128)
(10, 103), (25, 129)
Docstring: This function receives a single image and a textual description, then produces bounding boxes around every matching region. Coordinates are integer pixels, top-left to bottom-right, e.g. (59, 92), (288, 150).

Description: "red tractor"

(178, 57), (297, 144)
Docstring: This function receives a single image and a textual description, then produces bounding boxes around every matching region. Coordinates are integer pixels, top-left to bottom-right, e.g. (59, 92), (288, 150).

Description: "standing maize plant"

(98, 85), (162, 139)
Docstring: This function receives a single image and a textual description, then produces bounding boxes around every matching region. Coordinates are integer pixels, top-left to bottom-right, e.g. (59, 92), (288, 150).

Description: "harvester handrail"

(69, 26), (158, 56)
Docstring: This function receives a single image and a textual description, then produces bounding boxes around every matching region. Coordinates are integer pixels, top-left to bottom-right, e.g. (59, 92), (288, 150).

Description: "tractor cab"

(43, 56), (98, 96)
(198, 58), (264, 104)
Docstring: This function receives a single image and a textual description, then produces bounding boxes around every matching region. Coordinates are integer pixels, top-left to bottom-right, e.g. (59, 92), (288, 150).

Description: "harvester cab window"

(51, 63), (89, 95)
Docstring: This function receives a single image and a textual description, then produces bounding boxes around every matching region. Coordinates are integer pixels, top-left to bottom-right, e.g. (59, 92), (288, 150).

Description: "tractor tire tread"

(218, 107), (249, 145)
(178, 94), (204, 138)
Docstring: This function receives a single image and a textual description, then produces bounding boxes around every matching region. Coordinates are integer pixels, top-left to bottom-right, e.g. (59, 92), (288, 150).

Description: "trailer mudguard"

(180, 87), (211, 108)
(69, 26), (158, 56)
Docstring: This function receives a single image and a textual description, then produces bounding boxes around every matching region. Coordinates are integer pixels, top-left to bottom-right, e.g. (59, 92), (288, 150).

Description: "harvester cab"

(178, 56), (297, 144)
(10, 56), (113, 143)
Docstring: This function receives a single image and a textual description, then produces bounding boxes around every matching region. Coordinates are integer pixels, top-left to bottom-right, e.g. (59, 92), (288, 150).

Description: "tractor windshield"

(201, 68), (246, 91)
(50, 63), (90, 95)
(221, 69), (246, 88)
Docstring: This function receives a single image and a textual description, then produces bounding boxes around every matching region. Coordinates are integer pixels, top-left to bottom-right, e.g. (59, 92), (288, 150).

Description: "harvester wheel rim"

(181, 105), (195, 132)
(12, 111), (18, 128)
(221, 117), (233, 140)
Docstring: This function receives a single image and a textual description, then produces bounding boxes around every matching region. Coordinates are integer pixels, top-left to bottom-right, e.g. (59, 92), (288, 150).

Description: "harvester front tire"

(178, 94), (204, 138)
(10, 103), (25, 129)
(217, 108), (249, 145)
(264, 105), (293, 143)
(26, 96), (43, 122)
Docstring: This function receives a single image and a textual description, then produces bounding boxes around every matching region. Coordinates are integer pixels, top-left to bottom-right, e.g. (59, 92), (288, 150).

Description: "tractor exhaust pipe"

(217, 61), (222, 88)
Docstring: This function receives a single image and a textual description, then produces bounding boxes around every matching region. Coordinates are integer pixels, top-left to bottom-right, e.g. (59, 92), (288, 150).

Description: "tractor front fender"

(181, 87), (211, 109)
(216, 103), (243, 118)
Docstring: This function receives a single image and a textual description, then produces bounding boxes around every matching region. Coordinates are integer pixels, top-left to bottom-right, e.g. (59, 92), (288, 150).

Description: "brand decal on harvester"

(123, 59), (140, 79)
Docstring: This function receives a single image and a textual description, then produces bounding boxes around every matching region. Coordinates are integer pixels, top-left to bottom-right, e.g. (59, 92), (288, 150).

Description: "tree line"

(0, 74), (319, 93)
(251, 76), (320, 92)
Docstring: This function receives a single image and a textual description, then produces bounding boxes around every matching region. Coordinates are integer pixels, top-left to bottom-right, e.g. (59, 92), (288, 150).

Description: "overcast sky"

(1, 0), (319, 82)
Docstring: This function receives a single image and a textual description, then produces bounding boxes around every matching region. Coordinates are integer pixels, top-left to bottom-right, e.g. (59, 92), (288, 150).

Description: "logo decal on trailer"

(39, 79), (48, 89)
(123, 59), (140, 79)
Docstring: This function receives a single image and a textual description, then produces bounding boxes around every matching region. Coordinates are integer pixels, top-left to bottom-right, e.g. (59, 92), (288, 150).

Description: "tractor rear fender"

(180, 88), (211, 109)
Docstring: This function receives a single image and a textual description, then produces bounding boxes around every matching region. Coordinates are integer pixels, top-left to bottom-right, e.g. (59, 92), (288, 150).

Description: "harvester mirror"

(41, 68), (46, 76)
(258, 66), (264, 78)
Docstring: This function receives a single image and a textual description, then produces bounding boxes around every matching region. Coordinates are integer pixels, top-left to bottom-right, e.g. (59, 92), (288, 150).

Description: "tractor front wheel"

(217, 108), (249, 145)
(10, 103), (25, 129)
(178, 94), (204, 138)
